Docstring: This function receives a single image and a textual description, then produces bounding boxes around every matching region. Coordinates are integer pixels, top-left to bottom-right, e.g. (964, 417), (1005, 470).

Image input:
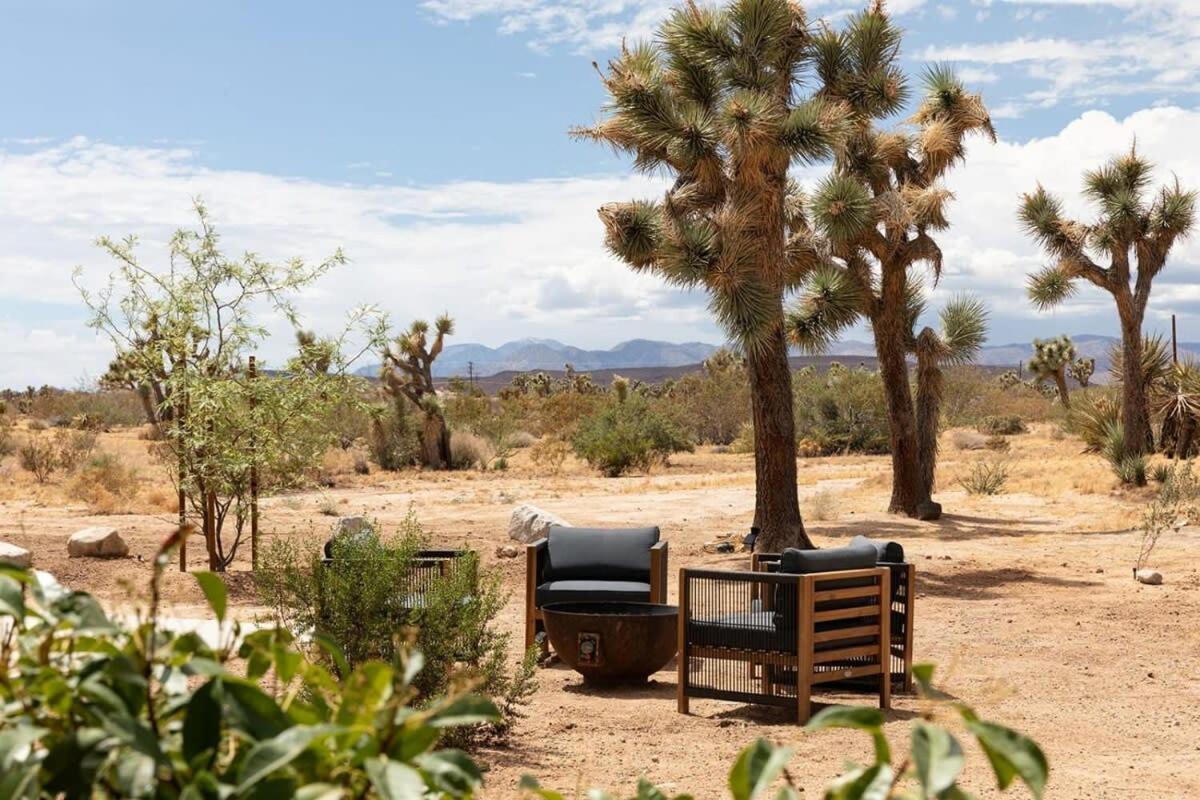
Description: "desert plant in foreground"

(0, 533), (498, 797)
(255, 512), (537, 743)
(1022, 147), (1196, 455)
(1027, 335), (1075, 408)
(17, 436), (58, 483)
(1138, 460), (1199, 572)
(522, 664), (1047, 799)
(959, 458), (1010, 495)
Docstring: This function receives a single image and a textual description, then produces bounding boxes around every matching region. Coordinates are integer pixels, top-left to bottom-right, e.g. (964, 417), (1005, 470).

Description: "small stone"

(495, 544), (521, 559)
(508, 504), (569, 544)
(0, 542), (32, 569)
(1135, 568), (1163, 585)
(67, 527), (128, 559)
(1096, 568), (1104, 573)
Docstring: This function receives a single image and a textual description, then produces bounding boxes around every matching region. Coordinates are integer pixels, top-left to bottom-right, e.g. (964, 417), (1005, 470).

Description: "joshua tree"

(1028, 335), (1076, 408)
(574, 0), (863, 550)
(382, 316), (454, 470)
(1022, 147), (1196, 454)
(784, 7), (994, 517)
(1069, 356), (1095, 388)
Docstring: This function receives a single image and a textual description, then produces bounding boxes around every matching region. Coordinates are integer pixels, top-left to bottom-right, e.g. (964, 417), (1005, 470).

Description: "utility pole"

(467, 360), (476, 391)
(1172, 314), (1178, 365)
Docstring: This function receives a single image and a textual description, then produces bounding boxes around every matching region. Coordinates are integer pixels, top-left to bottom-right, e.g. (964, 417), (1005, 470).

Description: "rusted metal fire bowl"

(541, 602), (678, 684)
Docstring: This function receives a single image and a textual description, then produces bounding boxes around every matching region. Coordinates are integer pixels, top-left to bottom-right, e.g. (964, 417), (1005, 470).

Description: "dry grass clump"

(18, 437), (58, 483)
(958, 458), (1010, 495)
(976, 415), (1027, 436)
(806, 489), (838, 521)
(68, 452), (140, 514)
(450, 431), (494, 470)
(510, 430), (537, 449)
(985, 435), (1011, 453)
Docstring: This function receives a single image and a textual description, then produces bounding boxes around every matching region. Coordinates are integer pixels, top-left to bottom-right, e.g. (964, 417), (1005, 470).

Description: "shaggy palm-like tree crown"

(783, 5), (993, 356)
(577, 0), (868, 349)
(1022, 147), (1196, 311)
(1028, 335), (1075, 378)
(381, 315), (454, 405)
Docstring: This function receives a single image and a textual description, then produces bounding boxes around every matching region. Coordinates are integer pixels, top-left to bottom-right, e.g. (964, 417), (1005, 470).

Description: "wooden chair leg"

(677, 567), (689, 714)
(797, 577), (814, 724)
(878, 570), (892, 711)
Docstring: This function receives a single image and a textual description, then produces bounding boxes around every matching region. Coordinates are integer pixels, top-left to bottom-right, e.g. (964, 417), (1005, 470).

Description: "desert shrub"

(976, 415), (1027, 436)
(572, 395), (693, 476)
(26, 419), (46, 432)
(1151, 462), (1172, 484)
(68, 451), (140, 513)
(942, 365), (1060, 427)
(806, 490), (837, 521)
(51, 427), (98, 471)
(256, 512), (536, 742)
(450, 430), (494, 470)
(958, 459), (1010, 495)
(950, 430), (987, 450)
(511, 430), (537, 448)
(667, 361), (751, 445)
(985, 435), (1011, 452)
(793, 366), (890, 455)
(0, 555), (499, 797)
(529, 437), (572, 474)
(25, 387), (147, 428)
(18, 436), (58, 482)
(352, 448), (371, 474)
(0, 424), (13, 458)
(1101, 420), (1148, 486)
(1139, 460), (1199, 570)
(529, 390), (606, 439)
(1065, 390), (1121, 451)
(368, 404), (421, 470)
(731, 421), (755, 454)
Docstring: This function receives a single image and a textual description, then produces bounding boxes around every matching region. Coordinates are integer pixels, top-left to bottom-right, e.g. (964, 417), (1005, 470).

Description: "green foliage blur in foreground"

(0, 531), (499, 799)
(521, 663), (1047, 800)
(0, 532), (1047, 799)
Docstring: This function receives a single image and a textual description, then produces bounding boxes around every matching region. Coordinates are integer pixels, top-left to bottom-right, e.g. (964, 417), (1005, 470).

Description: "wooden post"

(249, 356), (260, 571)
(878, 569), (892, 712)
(677, 567), (689, 715)
(1172, 314), (1178, 365)
(796, 576), (814, 724)
(177, 372), (188, 573)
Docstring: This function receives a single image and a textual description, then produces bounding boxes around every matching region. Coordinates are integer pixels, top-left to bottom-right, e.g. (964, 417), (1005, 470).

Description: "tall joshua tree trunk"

(1117, 301), (1153, 453)
(874, 312), (925, 517)
(422, 410), (451, 470)
(749, 321), (812, 553)
(914, 341), (942, 506)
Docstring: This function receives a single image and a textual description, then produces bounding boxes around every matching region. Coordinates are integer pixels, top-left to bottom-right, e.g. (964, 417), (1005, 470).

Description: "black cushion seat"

(536, 579), (651, 605)
(689, 610), (789, 651)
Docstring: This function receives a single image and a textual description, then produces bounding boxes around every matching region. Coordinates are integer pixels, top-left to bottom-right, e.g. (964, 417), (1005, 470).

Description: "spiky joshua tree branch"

(382, 315), (454, 470)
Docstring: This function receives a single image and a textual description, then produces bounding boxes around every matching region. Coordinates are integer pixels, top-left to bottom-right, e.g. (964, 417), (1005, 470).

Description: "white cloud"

(3, 107), (1199, 387)
(419, 0), (926, 53)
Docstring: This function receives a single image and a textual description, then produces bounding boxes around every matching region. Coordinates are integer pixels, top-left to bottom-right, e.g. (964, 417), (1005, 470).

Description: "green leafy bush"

(793, 366), (890, 455)
(256, 512), (536, 743)
(976, 415), (1027, 436)
(0, 539), (498, 798)
(522, 664), (1047, 799)
(572, 395), (693, 477)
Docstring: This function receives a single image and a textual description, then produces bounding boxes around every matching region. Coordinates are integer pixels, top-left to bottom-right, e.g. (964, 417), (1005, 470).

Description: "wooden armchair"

(525, 526), (668, 649)
(678, 545), (896, 723)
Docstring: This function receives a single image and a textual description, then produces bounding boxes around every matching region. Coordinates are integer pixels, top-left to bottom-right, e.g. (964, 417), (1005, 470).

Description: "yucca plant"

(574, 0), (860, 550)
(1069, 356), (1095, 388)
(1028, 335), (1076, 408)
(382, 315), (455, 469)
(1155, 358), (1200, 458)
(1022, 149), (1196, 455)
(784, 5), (994, 518)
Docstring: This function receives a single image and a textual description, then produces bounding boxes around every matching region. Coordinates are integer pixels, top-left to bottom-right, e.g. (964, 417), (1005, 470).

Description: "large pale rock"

(331, 516), (375, 540)
(1135, 568), (1163, 586)
(68, 527), (129, 559)
(0, 542), (31, 569)
(508, 504), (569, 544)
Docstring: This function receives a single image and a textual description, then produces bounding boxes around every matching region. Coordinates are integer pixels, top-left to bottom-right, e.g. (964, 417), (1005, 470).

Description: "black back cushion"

(544, 525), (659, 582)
(849, 534), (905, 564)
(779, 543), (878, 574)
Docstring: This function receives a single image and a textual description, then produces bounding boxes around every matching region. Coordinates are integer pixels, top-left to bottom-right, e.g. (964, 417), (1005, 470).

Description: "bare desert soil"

(3, 424), (1199, 798)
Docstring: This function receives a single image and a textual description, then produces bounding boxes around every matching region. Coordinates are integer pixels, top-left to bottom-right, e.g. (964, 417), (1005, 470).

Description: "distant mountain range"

(357, 333), (1200, 383)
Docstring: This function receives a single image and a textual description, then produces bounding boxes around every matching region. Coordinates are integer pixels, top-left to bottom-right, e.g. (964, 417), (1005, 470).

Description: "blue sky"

(2, 0), (1199, 386)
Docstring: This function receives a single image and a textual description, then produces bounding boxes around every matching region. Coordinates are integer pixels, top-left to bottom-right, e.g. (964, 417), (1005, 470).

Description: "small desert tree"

(1028, 335), (1076, 408)
(1022, 147), (1196, 454)
(382, 315), (454, 470)
(1069, 356), (1095, 388)
(76, 200), (383, 571)
(574, 0), (864, 550)
(784, 6), (995, 517)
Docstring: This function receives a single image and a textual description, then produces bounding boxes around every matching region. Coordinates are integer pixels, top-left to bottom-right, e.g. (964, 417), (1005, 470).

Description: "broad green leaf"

(415, 749), (485, 795)
(635, 777), (669, 800)
(337, 662), (394, 726)
(911, 663), (950, 701)
(518, 775), (567, 800)
(315, 633), (351, 680)
(805, 706), (890, 764)
(295, 783), (346, 800)
(728, 739), (794, 800)
(0, 575), (25, 621)
(825, 763), (893, 800)
(222, 679), (290, 739)
(0, 727), (45, 767)
(236, 724), (341, 791)
(427, 694), (501, 728)
(965, 720), (1048, 800)
(182, 680), (222, 766)
(95, 709), (168, 766)
(193, 572), (228, 622)
(365, 756), (426, 800)
(911, 722), (963, 797)
(400, 649), (425, 687)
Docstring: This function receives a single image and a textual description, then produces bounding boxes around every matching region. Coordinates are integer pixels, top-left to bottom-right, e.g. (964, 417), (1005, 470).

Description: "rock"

(1135, 568), (1163, 585)
(495, 544), (521, 559)
(0, 542), (31, 568)
(67, 527), (129, 559)
(508, 504), (568, 544)
(916, 500), (942, 521)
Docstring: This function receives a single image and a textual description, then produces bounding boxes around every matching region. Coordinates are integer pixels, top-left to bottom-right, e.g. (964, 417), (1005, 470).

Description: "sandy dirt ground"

(2, 424), (1198, 798)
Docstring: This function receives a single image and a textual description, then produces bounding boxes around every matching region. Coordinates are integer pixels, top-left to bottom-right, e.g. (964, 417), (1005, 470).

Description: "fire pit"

(541, 602), (678, 684)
